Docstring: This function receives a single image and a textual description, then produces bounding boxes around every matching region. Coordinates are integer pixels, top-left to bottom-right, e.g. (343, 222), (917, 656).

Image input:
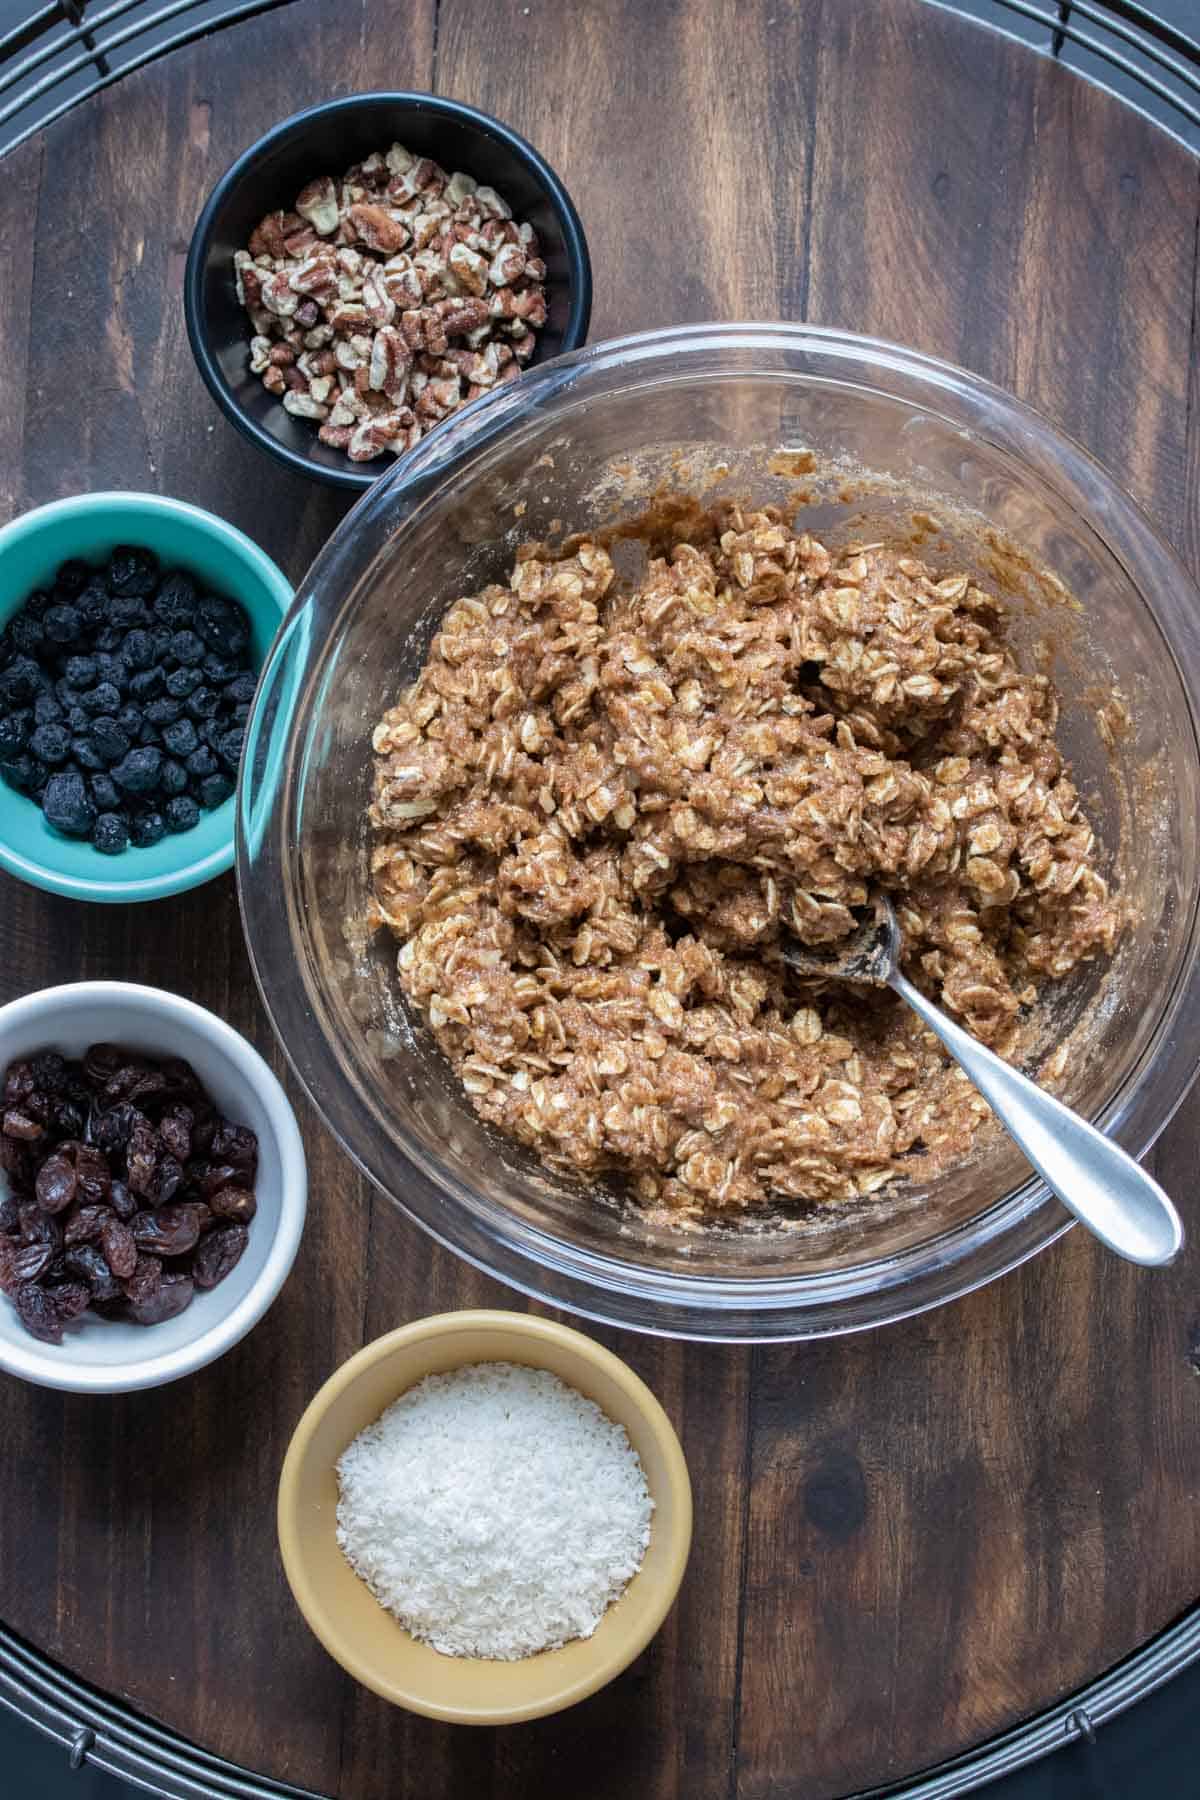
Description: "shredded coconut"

(335, 1360), (654, 1659)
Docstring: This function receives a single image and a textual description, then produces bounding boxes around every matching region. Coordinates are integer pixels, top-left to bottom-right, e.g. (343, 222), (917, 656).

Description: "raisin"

(193, 1222), (248, 1290)
(47, 1281), (90, 1322)
(3, 1062), (33, 1106)
(3, 1108), (44, 1141)
(89, 1101), (141, 1154)
(210, 1121), (258, 1183)
(108, 1179), (136, 1221)
(132, 1204), (200, 1258)
(35, 1152), (76, 1213)
(159, 1105), (193, 1162)
(18, 1202), (58, 1246)
(75, 1145), (111, 1204)
(156, 1155), (183, 1205)
(128, 1270), (194, 1325)
(210, 1186), (257, 1224)
(125, 1120), (160, 1198)
(100, 1215), (137, 1280)
(64, 1244), (122, 1302)
(0, 1237), (54, 1294)
(197, 1162), (239, 1198)
(121, 1252), (162, 1307)
(63, 1204), (113, 1247)
(16, 1282), (63, 1343)
(0, 1136), (32, 1192)
(0, 1193), (18, 1233)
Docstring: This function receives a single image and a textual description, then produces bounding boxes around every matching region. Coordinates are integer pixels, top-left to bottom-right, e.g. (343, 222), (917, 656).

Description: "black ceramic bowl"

(184, 93), (592, 493)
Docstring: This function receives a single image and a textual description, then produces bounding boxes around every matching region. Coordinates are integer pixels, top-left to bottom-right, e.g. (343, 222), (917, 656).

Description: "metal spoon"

(781, 893), (1183, 1267)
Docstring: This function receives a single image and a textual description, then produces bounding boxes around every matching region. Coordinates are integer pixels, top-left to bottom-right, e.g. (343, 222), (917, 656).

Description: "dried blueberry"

(216, 725), (245, 771)
(27, 758), (50, 799)
(55, 559), (90, 597)
(9, 613), (45, 656)
(152, 572), (197, 628)
(161, 718), (198, 758)
(80, 682), (123, 718)
(186, 686), (220, 721)
(121, 629), (155, 672)
(164, 795), (200, 833)
(138, 721), (161, 748)
(160, 758), (188, 798)
(28, 723), (70, 766)
(91, 717), (131, 766)
(129, 809), (165, 848)
(194, 593), (249, 656)
(33, 693), (63, 727)
(186, 747), (219, 783)
(0, 755), (34, 795)
(71, 737), (106, 772)
(42, 771), (95, 836)
(93, 653), (127, 691)
(170, 630), (205, 668)
(106, 546), (158, 599)
(117, 703), (142, 737)
(106, 596), (152, 631)
(66, 704), (90, 733)
(0, 656), (45, 707)
(149, 626), (173, 663)
(89, 773), (120, 811)
(128, 667), (163, 701)
(144, 697), (182, 727)
(75, 579), (109, 631)
(0, 712), (31, 756)
(231, 704), (251, 728)
(42, 604), (82, 645)
(112, 747), (162, 794)
(224, 673), (258, 707)
(197, 772), (234, 810)
(92, 812), (129, 856)
(64, 655), (97, 689)
(164, 667), (202, 699)
(202, 652), (242, 686)
(94, 625), (123, 653)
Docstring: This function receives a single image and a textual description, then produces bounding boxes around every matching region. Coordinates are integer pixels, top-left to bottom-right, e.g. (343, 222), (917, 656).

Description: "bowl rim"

(239, 321), (1200, 1339)
(276, 1308), (693, 1723)
(0, 980), (308, 1393)
(184, 89), (594, 493)
(0, 491), (292, 903)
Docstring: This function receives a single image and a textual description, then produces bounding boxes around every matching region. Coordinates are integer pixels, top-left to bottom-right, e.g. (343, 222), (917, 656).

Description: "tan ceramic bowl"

(277, 1310), (692, 1724)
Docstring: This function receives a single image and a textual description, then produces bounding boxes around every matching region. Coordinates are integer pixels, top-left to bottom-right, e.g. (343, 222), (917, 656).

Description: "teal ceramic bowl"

(0, 492), (291, 902)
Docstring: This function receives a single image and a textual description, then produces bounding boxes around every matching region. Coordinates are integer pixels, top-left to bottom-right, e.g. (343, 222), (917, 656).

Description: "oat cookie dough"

(368, 506), (1122, 1218)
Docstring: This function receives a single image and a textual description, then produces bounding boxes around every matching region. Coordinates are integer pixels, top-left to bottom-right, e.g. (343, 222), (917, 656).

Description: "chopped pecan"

(348, 203), (408, 254)
(448, 242), (488, 297)
(296, 175), (340, 236)
(361, 266), (396, 327)
(368, 326), (413, 395)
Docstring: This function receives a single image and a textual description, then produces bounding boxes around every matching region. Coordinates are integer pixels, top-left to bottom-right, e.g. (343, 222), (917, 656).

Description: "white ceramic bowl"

(0, 981), (307, 1392)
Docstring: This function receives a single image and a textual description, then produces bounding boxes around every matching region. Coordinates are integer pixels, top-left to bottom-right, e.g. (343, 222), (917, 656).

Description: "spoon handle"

(890, 969), (1183, 1267)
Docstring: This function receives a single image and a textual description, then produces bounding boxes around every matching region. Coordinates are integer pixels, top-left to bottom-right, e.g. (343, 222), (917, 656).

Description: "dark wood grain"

(0, 2), (1198, 1798)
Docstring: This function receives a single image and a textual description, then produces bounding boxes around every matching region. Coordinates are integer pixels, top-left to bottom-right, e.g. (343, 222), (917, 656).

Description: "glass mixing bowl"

(237, 325), (1200, 1340)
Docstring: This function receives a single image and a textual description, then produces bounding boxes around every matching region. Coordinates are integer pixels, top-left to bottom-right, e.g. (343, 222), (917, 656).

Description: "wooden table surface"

(1, 2), (1199, 1796)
